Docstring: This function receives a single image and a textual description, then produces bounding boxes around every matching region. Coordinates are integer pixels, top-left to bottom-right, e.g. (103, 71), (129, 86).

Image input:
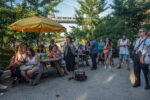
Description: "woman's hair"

(106, 38), (112, 46)
(100, 38), (103, 41)
(17, 45), (25, 54)
(27, 48), (35, 57)
(66, 36), (72, 43)
(108, 39), (112, 46)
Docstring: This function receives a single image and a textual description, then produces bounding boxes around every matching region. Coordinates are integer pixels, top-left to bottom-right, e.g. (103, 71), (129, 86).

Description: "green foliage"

(111, 0), (150, 32)
(70, 0), (150, 57)
(75, 0), (107, 37)
(0, 0), (62, 69)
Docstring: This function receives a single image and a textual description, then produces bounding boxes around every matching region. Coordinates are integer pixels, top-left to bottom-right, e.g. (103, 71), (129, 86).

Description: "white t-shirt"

(119, 39), (129, 55)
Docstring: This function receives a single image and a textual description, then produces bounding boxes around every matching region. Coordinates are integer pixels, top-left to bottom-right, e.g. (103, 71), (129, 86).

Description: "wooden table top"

(40, 57), (61, 63)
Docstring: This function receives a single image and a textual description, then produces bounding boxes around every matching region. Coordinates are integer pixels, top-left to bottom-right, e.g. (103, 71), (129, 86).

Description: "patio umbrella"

(9, 16), (66, 45)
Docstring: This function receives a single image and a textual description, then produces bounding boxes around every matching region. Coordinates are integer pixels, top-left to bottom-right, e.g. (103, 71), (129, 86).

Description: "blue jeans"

(0, 69), (4, 76)
(91, 53), (98, 68)
(119, 54), (129, 61)
(15, 67), (21, 78)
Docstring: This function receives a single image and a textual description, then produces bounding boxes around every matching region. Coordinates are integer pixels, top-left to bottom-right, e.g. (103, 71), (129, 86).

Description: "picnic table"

(32, 57), (64, 85)
(40, 57), (64, 76)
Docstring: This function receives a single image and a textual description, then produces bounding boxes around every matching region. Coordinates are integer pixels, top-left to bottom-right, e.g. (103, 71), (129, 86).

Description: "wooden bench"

(32, 58), (64, 85)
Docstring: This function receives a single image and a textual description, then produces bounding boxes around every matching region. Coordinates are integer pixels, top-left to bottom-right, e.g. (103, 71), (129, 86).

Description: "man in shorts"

(117, 34), (130, 70)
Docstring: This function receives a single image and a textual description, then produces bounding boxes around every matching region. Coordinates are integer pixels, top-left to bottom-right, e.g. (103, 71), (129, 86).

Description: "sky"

(14, 0), (114, 32)
(14, 0), (114, 17)
(55, 0), (114, 17)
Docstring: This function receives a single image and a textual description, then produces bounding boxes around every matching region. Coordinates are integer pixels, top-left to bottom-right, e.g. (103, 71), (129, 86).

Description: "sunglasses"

(139, 31), (145, 33)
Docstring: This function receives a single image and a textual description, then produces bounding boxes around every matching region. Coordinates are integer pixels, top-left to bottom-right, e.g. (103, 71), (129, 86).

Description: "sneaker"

(0, 93), (4, 96)
(104, 66), (107, 69)
(109, 66), (112, 69)
(0, 84), (7, 90)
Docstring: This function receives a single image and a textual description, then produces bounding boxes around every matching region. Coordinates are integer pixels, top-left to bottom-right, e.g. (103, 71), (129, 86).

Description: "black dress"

(65, 46), (75, 72)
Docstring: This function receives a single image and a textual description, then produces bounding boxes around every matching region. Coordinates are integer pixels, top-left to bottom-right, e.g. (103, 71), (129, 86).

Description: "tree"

(41, 0), (63, 17)
(111, 0), (150, 33)
(75, 0), (107, 37)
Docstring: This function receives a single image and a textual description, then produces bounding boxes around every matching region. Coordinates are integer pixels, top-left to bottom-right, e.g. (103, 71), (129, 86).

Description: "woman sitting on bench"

(21, 48), (40, 85)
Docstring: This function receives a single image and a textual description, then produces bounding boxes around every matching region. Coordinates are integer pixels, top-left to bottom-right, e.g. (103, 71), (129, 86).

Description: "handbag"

(103, 49), (109, 54)
(20, 65), (34, 71)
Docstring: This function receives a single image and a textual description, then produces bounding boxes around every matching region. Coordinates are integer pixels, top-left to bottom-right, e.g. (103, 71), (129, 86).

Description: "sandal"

(68, 77), (72, 80)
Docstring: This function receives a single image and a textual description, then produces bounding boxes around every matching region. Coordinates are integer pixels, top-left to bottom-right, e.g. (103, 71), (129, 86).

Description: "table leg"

(54, 61), (64, 76)
(32, 63), (43, 85)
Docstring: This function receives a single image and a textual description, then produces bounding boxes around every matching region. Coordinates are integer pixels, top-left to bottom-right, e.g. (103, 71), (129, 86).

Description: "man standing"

(117, 34), (130, 70)
(133, 28), (150, 89)
(90, 37), (98, 70)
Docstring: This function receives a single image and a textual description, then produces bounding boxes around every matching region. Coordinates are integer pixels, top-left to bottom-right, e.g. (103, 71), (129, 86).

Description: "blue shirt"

(98, 42), (104, 50)
(90, 40), (98, 54)
(135, 37), (150, 54)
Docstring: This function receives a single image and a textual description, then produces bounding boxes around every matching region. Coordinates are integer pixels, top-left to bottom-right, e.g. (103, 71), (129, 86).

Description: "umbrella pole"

(39, 33), (42, 53)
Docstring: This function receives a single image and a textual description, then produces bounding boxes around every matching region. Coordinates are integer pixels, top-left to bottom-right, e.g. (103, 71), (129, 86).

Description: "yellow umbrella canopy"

(10, 16), (66, 33)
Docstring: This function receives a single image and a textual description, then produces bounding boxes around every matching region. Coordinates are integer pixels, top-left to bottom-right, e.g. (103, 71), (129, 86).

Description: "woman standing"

(63, 36), (76, 80)
(103, 38), (112, 69)
(98, 39), (105, 64)
(21, 48), (40, 85)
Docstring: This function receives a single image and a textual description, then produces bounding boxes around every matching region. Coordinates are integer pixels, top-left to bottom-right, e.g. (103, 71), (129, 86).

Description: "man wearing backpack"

(133, 28), (150, 89)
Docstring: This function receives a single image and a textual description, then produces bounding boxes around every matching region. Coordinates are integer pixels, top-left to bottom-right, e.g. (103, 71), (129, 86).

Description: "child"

(49, 46), (59, 58)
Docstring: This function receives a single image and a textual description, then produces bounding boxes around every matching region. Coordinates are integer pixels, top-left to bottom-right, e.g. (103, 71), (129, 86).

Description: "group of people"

(0, 28), (150, 96)
(71, 28), (150, 90)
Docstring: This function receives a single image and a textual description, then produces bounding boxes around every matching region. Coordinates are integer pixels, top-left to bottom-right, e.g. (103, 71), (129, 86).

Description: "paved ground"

(0, 59), (150, 100)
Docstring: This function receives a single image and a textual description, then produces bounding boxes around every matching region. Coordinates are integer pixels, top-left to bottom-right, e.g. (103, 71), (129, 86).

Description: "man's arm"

(127, 39), (130, 47)
(117, 39), (121, 47)
(90, 41), (94, 49)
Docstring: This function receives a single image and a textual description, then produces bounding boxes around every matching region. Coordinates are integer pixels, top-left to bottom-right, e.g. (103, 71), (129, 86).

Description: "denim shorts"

(104, 51), (111, 55)
(119, 54), (129, 60)
(98, 50), (103, 53)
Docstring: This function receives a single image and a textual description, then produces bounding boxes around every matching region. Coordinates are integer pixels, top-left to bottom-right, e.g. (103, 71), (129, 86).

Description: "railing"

(51, 17), (77, 23)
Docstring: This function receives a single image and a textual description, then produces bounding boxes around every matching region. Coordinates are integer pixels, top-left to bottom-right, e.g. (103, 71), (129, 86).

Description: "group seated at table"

(9, 45), (40, 86)
(49, 44), (62, 65)
(20, 48), (40, 85)
(37, 44), (46, 53)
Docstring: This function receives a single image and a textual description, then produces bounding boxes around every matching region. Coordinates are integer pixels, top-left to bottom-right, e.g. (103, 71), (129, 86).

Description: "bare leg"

(117, 59), (122, 69)
(71, 71), (74, 78)
(108, 55), (111, 66)
(27, 67), (38, 85)
(21, 71), (30, 82)
(104, 55), (108, 65)
(126, 60), (130, 70)
(27, 67), (38, 78)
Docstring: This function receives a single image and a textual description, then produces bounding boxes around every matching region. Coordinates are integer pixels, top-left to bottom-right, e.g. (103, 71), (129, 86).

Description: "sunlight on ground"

(130, 70), (136, 85)
(76, 92), (88, 100)
(105, 74), (117, 83)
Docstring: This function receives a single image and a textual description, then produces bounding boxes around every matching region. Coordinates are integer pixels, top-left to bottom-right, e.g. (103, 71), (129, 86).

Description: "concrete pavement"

(0, 58), (150, 100)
